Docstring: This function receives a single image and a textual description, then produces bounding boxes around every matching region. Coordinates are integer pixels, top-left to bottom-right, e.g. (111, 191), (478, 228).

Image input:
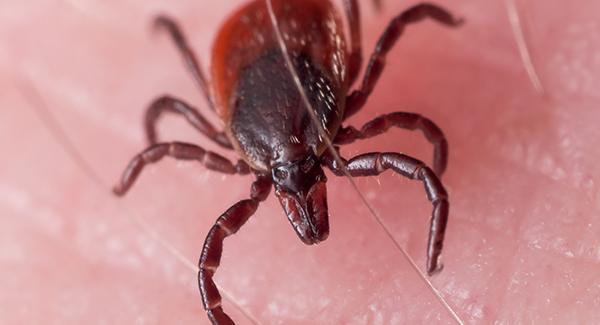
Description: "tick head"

(272, 154), (329, 245)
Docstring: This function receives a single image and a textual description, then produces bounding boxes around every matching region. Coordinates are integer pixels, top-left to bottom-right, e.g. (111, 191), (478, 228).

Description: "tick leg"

(343, 0), (363, 87)
(373, 0), (382, 11)
(323, 151), (448, 275)
(344, 3), (462, 119)
(199, 176), (271, 325)
(145, 95), (232, 149)
(335, 112), (448, 176)
(154, 15), (216, 112)
(113, 142), (250, 196)
(343, 0), (385, 87)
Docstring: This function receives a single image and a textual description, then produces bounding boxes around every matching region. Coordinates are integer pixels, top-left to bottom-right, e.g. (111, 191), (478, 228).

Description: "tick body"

(113, 1), (462, 323)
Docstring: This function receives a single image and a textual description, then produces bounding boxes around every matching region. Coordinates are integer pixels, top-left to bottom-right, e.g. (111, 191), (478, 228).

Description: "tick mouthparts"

(277, 181), (329, 245)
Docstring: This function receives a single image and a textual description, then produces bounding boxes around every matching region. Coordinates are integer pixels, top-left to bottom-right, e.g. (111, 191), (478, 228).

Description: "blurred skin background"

(2, 0), (600, 324)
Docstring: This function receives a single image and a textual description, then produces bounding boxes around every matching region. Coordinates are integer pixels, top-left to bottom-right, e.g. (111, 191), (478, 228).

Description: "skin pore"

(2, 0), (600, 323)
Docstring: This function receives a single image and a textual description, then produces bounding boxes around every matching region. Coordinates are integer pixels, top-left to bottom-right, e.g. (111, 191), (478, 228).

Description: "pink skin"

(2, 0), (600, 323)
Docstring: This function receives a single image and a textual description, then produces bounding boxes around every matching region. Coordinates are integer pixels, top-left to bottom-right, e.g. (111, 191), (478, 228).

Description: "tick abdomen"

(210, 0), (349, 171)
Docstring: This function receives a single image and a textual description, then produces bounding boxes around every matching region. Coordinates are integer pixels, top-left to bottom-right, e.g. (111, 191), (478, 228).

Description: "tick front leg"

(373, 0), (382, 11)
(199, 177), (271, 325)
(145, 96), (232, 149)
(154, 15), (216, 111)
(344, 3), (463, 119)
(335, 112), (448, 176)
(113, 142), (249, 196)
(323, 151), (448, 275)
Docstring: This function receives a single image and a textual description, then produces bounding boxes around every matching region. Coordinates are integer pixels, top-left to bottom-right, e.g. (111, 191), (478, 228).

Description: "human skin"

(2, 0), (600, 324)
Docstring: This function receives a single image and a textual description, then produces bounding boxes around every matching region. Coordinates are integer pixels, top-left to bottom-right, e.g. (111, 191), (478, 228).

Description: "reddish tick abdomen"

(211, 0), (349, 171)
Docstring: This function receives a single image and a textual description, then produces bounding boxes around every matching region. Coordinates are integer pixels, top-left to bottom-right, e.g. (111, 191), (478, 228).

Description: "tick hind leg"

(344, 3), (463, 119)
(144, 96), (232, 149)
(199, 177), (271, 325)
(323, 150), (448, 275)
(334, 112), (448, 176)
(342, 0), (387, 87)
(343, 0), (363, 87)
(154, 15), (216, 111)
(113, 142), (249, 196)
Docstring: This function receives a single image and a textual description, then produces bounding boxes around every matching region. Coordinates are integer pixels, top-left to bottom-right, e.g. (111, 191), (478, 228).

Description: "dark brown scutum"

(230, 50), (342, 170)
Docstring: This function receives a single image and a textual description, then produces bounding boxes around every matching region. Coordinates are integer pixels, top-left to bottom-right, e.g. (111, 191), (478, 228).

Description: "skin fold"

(1, 0), (600, 323)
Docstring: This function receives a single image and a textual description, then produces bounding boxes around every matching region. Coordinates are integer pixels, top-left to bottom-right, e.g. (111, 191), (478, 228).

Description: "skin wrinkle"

(2, 0), (600, 324)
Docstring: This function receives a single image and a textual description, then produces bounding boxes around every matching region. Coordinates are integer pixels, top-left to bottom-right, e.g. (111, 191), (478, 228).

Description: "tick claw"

(427, 262), (444, 276)
(112, 186), (124, 196)
(453, 17), (466, 26)
(152, 15), (170, 32)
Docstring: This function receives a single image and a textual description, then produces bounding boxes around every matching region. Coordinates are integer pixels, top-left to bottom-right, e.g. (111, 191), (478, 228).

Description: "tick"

(113, 0), (462, 323)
